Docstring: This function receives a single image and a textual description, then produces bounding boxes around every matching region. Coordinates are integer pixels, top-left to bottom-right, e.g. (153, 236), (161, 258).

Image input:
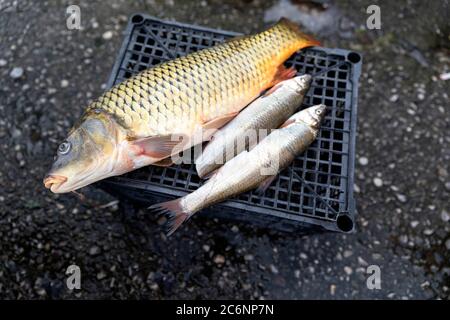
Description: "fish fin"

(201, 112), (239, 131)
(196, 160), (220, 179)
(255, 175), (277, 195)
(131, 134), (185, 159)
(149, 199), (190, 236)
(279, 118), (295, 128)
(277, 17), (321, 48)
(261, 82), (284, 98)
(152, 158), (174, 167)
(270, 65), (297, 88)
(202, 168), (219, 180)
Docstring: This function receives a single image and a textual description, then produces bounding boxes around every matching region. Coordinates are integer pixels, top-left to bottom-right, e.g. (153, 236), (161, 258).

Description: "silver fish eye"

(57, 141), (71, 155)
(315, 109), (322, 115)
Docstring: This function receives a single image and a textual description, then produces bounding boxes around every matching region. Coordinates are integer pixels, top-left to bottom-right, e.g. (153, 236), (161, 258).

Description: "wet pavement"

(0, 0), (449, 299)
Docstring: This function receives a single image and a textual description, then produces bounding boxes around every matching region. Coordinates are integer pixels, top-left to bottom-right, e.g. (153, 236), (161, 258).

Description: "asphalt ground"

(0, 0), (449, 299)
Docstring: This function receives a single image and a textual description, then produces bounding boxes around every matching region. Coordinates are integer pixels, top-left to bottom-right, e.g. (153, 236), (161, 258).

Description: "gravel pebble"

(445, 182), (450, 192)
(441, 210), (449, 222)
(244, 254), (254, 261)
(358, 156), (369, 166)
(150, 283), (159, 291)
(61, 79), (69, 88)
(372, 253), (382, 260)
(330, 284), (336, 295)
(10, 67), (24, 79)
(410, 221), (419, 228)
(358, 257), (368, 266)
(389, 94), (399, 102)
(399, 235), (408, 244)
(344, 266), (353, 275)
(213, 255), (225, 265)
(438, 167), (448, 179)
(396, 194), (407, 203)
(445, 239), (450, 251)
(269, 264), (279, 274)
(102, 31), (113, 40)
(373, 177), (383, 187)
(89, 246), (101, 256)
(343, 250), (353, 258)
(0, 59), (7, 67)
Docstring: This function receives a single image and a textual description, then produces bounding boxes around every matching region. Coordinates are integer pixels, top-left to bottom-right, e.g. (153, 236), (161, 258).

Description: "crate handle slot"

(346, 52), (361, 64)
(131, 14), (144, 25)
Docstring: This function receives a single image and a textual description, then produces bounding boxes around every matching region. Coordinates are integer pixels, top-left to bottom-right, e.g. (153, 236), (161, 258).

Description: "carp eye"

(315, 109), (322, 115)
(57, 141), (71, 155)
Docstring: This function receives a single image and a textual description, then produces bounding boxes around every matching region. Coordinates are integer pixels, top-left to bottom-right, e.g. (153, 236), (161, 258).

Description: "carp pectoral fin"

(152, 158), (174, 167)
(132, 134), (186, 159)
(279, 118), (295, 128)
(270, 65), (297, 87)
(255, 175), (277, 195)
(201, 112), (239, 131)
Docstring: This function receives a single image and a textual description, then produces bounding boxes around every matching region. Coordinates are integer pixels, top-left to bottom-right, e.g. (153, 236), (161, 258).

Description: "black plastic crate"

(98, 14), (361, 234)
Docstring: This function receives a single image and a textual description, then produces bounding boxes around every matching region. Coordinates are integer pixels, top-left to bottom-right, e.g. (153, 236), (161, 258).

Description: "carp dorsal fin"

(269, 65), (297, 88)
(223, 34), (250, 43)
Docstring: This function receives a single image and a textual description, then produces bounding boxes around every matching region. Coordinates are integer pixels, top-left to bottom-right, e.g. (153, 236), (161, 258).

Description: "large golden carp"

(44, 18), (319, 193)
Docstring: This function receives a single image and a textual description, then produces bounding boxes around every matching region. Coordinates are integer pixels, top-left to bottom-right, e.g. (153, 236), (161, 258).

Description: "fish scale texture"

(85, 19), (313, 138)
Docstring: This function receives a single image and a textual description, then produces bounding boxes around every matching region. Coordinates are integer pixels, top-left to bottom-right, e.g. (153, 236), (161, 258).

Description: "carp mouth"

(43, 174), (68, 192)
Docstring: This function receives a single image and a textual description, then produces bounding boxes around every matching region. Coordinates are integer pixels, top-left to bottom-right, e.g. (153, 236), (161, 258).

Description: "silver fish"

(195, 74), (312, 178)
(150, 104), (327, 235)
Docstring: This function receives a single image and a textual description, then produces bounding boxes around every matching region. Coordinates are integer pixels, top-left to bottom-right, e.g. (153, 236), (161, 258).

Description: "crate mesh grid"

(101, 15), (360, 232)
